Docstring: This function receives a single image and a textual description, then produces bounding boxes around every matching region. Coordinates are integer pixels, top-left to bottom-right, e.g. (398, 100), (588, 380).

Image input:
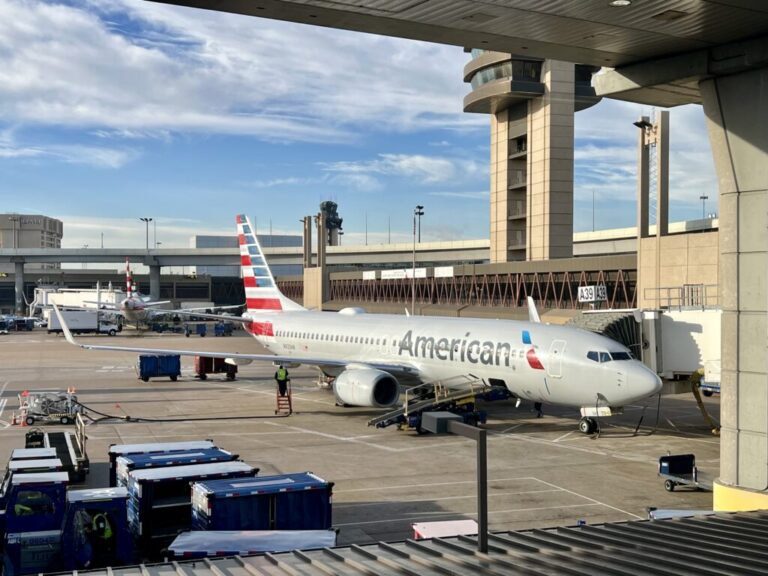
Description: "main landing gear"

(578, 417), (599, 435)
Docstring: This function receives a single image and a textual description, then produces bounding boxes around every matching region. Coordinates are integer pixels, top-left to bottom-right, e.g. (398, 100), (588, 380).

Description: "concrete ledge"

(714, 479), (768, 512)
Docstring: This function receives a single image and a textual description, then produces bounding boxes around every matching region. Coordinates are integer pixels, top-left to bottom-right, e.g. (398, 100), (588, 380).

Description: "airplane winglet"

(527, 296), (541, 323)
(52, 304), (86, 349)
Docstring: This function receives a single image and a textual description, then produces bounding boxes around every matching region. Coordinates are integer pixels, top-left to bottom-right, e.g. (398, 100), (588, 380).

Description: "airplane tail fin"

(527, 296), (541, 323)
(236, 214), (305, 313)
(125, 258), (133, 299)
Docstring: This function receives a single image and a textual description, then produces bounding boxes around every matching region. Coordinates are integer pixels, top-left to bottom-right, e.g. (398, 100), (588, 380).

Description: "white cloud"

(322, 153), (484, 185)
(0, 0), (480, 143)
(428, 191), (489, 199)
(0, 130), (137, 168)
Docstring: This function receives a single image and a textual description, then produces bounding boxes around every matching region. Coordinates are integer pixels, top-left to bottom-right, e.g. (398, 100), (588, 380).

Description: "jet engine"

(333, 368), (400, 408)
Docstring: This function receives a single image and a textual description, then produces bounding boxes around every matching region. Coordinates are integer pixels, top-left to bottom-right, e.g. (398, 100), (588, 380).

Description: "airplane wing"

(53, 305), (420, 379)
(142, 301), (172, 307)
(82, 301), (119, 310)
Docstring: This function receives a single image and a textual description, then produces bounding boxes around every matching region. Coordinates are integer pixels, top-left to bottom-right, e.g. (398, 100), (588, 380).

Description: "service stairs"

(275, 382), (293, 415)
(367, 377), (491, 429)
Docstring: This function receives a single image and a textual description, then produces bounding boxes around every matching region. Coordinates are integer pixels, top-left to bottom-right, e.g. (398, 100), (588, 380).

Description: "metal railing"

(643, 284), (718, 310)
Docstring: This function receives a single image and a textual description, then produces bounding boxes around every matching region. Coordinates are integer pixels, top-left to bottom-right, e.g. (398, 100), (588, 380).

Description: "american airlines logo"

(397, 329), (544, 369)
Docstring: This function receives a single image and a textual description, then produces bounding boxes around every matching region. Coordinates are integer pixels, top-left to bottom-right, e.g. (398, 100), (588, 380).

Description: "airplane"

(85, 259), (172, 325)
(55, 214), (663, 434)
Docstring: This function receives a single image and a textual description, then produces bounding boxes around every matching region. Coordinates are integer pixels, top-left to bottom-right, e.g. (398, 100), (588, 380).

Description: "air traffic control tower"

(463, 52), (599, 263)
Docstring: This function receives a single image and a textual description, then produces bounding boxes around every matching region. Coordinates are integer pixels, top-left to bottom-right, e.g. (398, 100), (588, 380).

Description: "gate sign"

(578, 285), (607, 303)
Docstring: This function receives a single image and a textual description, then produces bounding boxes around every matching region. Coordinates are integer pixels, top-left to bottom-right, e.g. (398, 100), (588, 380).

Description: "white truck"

(45, 309), (120, 336)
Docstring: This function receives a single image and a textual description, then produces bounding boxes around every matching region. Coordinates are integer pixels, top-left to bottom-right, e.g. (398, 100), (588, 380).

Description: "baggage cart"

(191, 472), (333, 531)
(114, 448), (238, 487)
(658, 453), (713, 492)
(169, 530), (338, 559)
(194, 356), (237, 381)
(126, 461), (258, 554)
(136, 354), (181, 382)
(107, 440), (216, 487)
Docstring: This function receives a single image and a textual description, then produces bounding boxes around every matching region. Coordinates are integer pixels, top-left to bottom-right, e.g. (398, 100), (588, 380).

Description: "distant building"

(0, 213), (63, 270)
(190, 234), (303, 277)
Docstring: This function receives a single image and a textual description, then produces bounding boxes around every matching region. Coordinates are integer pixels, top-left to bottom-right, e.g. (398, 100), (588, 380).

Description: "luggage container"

(194, 356), (237, 381)
(136, 354), (181, 382)
(10, 448), (57, 461)
(169, 530), (338, 559)
(107, 440), (216, 487)
(191, 472), (333, 532)
(115, 448), (238, 487)
(126, 461), (258, 553)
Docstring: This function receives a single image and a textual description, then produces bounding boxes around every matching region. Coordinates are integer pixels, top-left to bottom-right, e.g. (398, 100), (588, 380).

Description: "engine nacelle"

(333, 368), (400, 408)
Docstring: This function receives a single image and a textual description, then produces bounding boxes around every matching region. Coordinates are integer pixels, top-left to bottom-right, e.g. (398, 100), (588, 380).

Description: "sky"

(0, 0), (719, 250)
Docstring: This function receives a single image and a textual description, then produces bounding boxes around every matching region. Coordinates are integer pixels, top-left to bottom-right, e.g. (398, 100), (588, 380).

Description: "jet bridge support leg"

(14, 261), (24, 316)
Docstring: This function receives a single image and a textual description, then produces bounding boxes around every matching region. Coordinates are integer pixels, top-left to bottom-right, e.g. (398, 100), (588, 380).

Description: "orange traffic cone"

(10, 412), (17, 426)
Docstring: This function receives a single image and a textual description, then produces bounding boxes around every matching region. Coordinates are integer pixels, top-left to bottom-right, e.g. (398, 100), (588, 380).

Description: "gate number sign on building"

(578, 285), (607, 303)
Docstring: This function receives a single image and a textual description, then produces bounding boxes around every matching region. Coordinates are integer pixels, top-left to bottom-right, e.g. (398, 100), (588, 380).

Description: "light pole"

(412, 205), (424, 315)
(139, 217), (152, 251)
(154, 219), (157, 248)
(8, 216), (19, 249)
(416, 205), (424, 243)
(699, 194), (709, 220)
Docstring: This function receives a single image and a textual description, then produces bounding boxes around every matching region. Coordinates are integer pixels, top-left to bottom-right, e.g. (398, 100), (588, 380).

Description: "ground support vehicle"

(213, 322), (234, 337)
(24, 416), (89, 483)
(114, 448), (238, 487)
(191, 473), (333, 531)
(107, 441), (217, 487)
(18, 390), (82, 426)
(126, 461), (258, 554)
(658, 453), (713, 492)
(368, 382), (512, 433)
(194, 356), (237, 381)
(47, 309), (119, 336)
(136, 354), (181, 382)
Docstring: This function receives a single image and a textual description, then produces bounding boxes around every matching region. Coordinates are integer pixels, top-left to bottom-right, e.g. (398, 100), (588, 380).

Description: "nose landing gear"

(578, 417), (599, 435)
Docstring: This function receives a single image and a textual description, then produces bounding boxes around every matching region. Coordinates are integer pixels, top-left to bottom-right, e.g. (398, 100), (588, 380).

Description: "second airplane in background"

(57, 214), (662, 434)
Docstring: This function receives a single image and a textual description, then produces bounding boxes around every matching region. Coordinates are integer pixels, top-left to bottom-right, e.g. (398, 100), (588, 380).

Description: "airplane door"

(547, 340), (566, 378)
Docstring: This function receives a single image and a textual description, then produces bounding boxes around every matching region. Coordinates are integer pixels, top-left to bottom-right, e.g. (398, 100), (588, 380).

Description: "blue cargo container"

(136, 354), (181, 382)
(126, 461), (258, 553)
(107, 440), (216, 487)
(191, 472), (333, 531)
(115, 448), (238, 487)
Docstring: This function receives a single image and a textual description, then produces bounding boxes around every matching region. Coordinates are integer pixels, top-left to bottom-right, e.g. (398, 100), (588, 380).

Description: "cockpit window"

(599, 352), (611, 363)
(587, 351), (599, 362)
(610, 351), (632, 361)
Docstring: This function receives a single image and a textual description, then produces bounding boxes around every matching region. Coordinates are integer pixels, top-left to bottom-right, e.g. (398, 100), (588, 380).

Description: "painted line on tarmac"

(262, 421), (467, 453)
(211, 383), (337, 407)
(553, 431), (575, 443)
(333, 503), (604, 527)
(335, 488), (562, 507)
(533, 478), (643, 520)
(339, 476), (542, 494)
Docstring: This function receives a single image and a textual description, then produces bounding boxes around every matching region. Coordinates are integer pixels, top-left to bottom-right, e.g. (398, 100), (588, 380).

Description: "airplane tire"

(578, 417), (597, 434)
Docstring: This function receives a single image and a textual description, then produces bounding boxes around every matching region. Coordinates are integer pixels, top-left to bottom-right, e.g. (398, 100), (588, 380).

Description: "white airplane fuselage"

(245, 309), (662, 409)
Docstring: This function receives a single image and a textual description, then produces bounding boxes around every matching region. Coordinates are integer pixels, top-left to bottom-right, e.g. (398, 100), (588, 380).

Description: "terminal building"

(0, 214), (63, 271)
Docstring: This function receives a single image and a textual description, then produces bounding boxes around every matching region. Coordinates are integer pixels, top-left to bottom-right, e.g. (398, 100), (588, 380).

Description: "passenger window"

(599, 352), (611, 363)
(587, 351), (599, 362)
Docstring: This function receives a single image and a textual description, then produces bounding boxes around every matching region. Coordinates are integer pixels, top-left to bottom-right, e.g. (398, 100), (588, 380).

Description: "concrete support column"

(701, 66), (768, 509)
(14, 261), (24, 316)
(149, 265), (161, 301)
(489, 109), (509, 263)
(527, 60), (575, 261)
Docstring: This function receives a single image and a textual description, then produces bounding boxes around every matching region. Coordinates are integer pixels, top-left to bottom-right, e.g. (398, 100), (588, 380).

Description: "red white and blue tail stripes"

(236, 214), (304, 314)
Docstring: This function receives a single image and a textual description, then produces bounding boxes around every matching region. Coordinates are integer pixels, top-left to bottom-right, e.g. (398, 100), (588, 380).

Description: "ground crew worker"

(275, 365), (289, 397)
(92, 512), (113, 540)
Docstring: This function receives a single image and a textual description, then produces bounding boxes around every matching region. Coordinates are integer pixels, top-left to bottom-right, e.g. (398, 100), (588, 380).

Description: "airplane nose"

(633, 364), (662, 399)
